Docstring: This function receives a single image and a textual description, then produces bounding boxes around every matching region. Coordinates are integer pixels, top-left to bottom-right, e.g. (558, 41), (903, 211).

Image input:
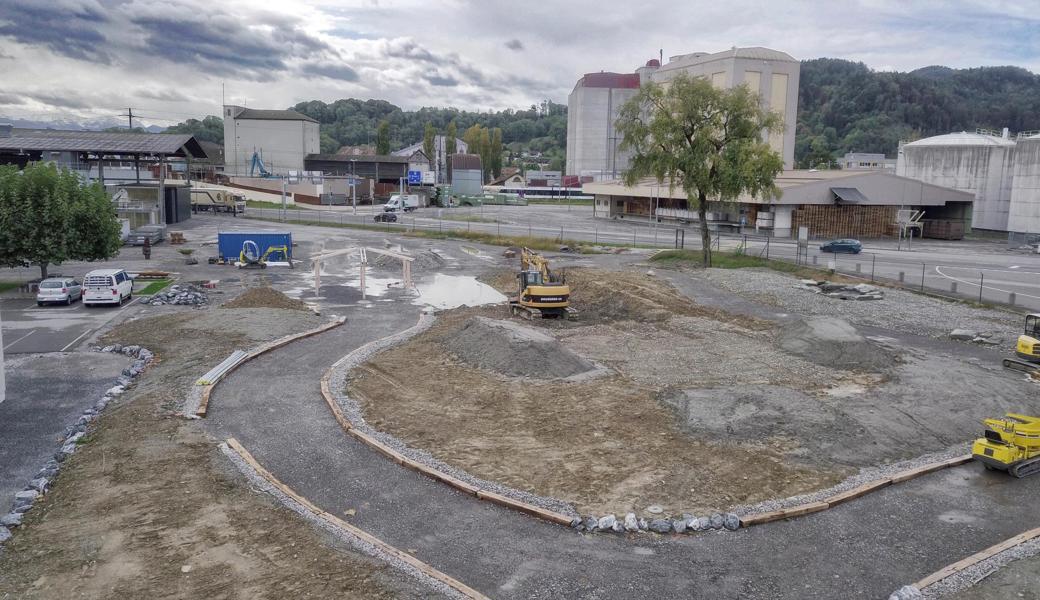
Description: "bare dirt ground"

(0, 294), (422, 599)
(352, 266), (1040, 517)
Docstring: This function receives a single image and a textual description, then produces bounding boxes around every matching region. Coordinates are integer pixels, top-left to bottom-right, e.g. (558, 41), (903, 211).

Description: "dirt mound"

(221, 286), (309, 311)
(440, 316), (595, 379)
(778, 316), (894, 371)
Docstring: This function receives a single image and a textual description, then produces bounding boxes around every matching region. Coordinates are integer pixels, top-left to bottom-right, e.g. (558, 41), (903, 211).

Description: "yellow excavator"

(972, 414), (1040, 478)
(1002, 313), (1040, 375)
(510, 247), (570, 319)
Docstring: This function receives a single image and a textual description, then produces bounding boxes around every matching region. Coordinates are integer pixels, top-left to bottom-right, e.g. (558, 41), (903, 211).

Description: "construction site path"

(203, 275), (1040, 600)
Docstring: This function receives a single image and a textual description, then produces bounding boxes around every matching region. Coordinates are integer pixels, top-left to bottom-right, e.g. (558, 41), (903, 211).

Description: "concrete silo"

(1009, 133), (1040, 234)
(897, 131), (1015, 232)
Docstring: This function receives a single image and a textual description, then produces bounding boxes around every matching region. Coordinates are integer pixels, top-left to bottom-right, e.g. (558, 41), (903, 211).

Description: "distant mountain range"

(0, 116), (164, 133)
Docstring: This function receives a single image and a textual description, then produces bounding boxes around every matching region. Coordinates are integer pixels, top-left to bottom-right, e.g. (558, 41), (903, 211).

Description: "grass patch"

(651, 249), (856, 281)
(137, 279), (173, 295)
(438, 214), (499, 224)
(526, 198), (594, 206)
(246, 200), (307, 210)
(0, 281), (23, 294)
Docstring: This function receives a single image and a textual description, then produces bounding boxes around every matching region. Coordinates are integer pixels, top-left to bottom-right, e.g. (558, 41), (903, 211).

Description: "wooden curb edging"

(195, 317), (346, 417)
(914, 525), (1040, 590)
(739, 455), (973, 527)
(319, 368), (575, 527)
(224, 438), (489, 600)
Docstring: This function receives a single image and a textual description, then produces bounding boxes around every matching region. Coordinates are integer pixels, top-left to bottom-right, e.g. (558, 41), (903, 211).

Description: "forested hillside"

(795, 58), (1040, 167)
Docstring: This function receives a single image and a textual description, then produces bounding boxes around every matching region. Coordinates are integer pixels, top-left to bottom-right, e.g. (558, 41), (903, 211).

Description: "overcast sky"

(0, 0), (1037, 127)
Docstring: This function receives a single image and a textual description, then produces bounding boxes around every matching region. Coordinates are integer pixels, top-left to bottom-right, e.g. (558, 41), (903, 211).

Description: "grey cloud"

(425, 74), (459, 87)
(24, 92), (93, 110)
(301, 62), (361, 82)
(505, 39), (524, 51)
(0, 93), (25, 105)
(0, 0), (111, 63)
(135, 88), (190, 102)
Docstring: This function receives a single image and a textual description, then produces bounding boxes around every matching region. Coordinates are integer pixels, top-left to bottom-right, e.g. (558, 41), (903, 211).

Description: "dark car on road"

(819, 239), (862, 254)
(373, 212), (398, 223)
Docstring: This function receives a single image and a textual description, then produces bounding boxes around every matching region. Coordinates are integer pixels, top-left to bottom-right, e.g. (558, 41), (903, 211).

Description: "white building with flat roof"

(566, 46), (800, 179)
(223, 106), (319, 176)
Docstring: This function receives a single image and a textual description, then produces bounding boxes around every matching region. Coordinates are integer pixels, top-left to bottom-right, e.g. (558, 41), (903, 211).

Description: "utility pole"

(122, 107), (134, 130)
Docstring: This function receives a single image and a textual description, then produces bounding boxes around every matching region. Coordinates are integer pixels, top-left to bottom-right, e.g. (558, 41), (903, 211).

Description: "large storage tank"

(1008, 134), (1040, 234)
(897, 131), (1015, 232)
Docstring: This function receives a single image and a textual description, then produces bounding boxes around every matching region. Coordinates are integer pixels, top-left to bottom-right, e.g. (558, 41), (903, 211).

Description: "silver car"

(36, 277), (82, 306)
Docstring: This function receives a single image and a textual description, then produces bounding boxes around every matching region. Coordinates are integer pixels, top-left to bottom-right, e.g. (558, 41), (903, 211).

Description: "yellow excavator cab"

(1015, 314), (1040, 361)
(511, 248), (570, 318)
(972, 413), (1040, 478)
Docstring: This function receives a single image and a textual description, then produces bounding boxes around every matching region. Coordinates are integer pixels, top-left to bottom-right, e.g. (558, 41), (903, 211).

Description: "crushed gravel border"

(326, 311), (580, 519)
(220, 442), (463, 600)
(921, 536), (1040, 598)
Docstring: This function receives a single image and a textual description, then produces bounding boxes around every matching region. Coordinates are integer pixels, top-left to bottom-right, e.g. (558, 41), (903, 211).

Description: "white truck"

(382, 194), (420, 212)
(191, 188), (247, 215)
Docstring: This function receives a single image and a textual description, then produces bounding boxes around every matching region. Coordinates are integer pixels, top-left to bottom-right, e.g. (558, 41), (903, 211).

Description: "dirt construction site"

(3, 214), (1040, 600)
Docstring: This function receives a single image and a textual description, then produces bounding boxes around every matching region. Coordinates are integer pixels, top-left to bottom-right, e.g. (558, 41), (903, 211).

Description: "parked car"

(127, 225), (165, 246)
(83, 268), (134, 307)
(819, 239), (862, 254)
(36, 277), (82, 306)
(373, 212), (398, 223)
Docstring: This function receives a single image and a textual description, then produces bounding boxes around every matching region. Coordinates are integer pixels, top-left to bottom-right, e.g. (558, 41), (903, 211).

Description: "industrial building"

(1009, 134), (1040, 235)
(449, 154), (483, 195)
(897, 130), (1016, 232)
(584, 170), (973, 239)
(392, 135), (467, 183)
(222, 105), (319, 176)
(842, 152), (895, 171)
(566, 46), (800, 179)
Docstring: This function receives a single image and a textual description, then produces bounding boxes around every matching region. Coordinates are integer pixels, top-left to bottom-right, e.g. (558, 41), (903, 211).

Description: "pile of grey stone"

(949, 329), (1000, 346)
(797, 280), (884, 301)
(0, 344), (154, 546)
(571, 511), (741, 535)
(148, 284), (208, 306)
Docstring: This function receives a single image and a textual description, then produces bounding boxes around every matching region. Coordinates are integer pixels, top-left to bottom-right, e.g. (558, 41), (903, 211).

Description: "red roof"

(579, 72), (640, 89)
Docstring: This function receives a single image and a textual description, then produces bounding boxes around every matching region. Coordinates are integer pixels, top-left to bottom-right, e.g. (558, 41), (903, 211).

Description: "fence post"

(951, 282), (957, 294)
(979, 273), (984, 303)
(595, 227), (598, 244)
(813, 255), (818, 266)
(871, 255), (876, 282)
(633, 228), (636, 245)
(899, 271), (905, 283)
(1010, 292), (1016, 305)
(765, 237), (770, 260)
(920, 263), (925, 291)
(855, 263), (861, 273)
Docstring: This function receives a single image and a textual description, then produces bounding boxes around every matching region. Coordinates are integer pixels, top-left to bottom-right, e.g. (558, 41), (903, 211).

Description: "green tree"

(490, 128), (503, 178)
(165, 115), (224, 144)
(423, 122), (436, 166)
(0, 163), (122, 279)
(376, 119), (391, 155)
(479, 128), (491, 182)
(617, 74), (784, 267)
(445, 121), (457, 180)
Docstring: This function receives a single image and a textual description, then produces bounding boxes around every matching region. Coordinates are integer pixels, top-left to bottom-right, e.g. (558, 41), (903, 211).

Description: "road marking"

(934, 266), (1040, 301)
(3, 329), (35, 350)
(60, 328), (94, 352)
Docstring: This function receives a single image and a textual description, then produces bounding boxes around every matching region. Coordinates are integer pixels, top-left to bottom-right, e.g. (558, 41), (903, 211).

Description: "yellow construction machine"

(972, 414), (1040, 478)
(510, 247), (570, 319)
(1002, 313), (1040, 375)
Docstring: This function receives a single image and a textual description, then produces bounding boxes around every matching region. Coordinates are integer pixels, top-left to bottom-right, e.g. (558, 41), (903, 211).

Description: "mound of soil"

(441, 316), (595, 379)
(778, 316), (895, 371)
(221, 286), (309, 311)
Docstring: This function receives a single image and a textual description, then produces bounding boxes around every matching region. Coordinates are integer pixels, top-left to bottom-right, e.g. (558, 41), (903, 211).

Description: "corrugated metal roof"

(0, 129), (207, 158)
(831, 187), (870, 204)
(450, 153), (482, 170)
(578, 72), (641, 89)
(903, 131), (1015, 148)
(233, 108), (318, 123)
(658, 46), (798, 73)
(305, 154), (410, 164)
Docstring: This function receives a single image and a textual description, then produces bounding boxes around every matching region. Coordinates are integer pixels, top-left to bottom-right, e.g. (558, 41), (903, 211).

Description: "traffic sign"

(407, 170), (422, 185)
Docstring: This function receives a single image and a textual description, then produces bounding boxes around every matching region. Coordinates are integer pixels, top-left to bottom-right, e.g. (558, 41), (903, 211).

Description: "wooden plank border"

(319, 364), (575, 527)
(195, 317), (346, 417)
(915, 526), (1040, 589)
(739, 455), (972, 528)
(224, 438), (489, 600)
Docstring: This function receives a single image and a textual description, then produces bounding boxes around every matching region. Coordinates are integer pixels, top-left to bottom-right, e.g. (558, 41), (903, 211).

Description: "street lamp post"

(351, 159), (357, 214)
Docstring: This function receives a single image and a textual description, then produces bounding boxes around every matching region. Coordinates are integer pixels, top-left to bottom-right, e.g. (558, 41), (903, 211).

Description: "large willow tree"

(616, 74), (785, 266)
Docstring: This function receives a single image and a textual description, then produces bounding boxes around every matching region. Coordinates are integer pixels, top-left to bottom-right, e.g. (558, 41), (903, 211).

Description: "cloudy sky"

(0, 0), (1037, 127)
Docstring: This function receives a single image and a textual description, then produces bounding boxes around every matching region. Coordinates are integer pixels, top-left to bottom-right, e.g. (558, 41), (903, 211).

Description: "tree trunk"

(698, 192), (712, 267)
(39, 262), (49, 280)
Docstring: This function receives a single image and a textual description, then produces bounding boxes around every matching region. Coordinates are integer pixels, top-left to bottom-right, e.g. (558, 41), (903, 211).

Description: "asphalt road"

(243, 204), (1040, 312)
(203, 254), (1040, 599)
(0, 296), (140, 354)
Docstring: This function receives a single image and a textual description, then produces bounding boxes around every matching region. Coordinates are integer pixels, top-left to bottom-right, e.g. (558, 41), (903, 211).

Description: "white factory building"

(566, 46), (800, 180)
(897, 129), (1040, 234)
(222, 105), (319, 176)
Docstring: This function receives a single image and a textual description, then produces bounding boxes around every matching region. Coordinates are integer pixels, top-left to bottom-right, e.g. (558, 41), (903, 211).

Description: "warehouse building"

(584, 170), (973, 239)
(223, 105), (319, 176)
(1009, 134), (1040, 235)
(566, 46), (800, 179)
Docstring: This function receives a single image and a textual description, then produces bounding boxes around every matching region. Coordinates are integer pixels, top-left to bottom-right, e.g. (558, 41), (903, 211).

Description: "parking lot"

(1, 295), (142, 354)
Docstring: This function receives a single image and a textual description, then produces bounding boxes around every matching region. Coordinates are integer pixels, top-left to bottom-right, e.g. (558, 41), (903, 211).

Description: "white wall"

(566, 85), (637, 178)
(223, 111), (318, 176)
(1009, 138), (1040, 234)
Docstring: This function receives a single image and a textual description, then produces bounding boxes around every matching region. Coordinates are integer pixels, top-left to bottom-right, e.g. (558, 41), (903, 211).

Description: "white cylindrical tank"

(896, 131), (1015, 232)
(1009, 134), (1040, 235)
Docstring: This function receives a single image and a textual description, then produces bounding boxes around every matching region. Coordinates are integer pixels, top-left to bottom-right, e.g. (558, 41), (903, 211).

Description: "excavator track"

(1002, 358), (1039, 374)
(1010, 456), (1040, 478)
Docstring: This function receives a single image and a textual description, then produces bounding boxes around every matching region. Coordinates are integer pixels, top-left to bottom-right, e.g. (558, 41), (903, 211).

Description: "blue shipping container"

(217, 231), (293, 261)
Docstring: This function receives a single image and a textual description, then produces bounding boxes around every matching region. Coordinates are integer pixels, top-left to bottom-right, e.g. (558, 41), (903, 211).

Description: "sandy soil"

(0, 306), (422, 599)
(351, 271), (850, 516)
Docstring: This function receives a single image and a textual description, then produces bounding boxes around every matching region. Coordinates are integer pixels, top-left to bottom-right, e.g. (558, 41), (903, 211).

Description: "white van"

(83, 268), (134, 307)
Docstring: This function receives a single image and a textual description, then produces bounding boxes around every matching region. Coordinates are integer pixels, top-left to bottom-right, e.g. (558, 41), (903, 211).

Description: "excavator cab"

(1015, 313), (1040, 363)
(511, 248), (571, 319)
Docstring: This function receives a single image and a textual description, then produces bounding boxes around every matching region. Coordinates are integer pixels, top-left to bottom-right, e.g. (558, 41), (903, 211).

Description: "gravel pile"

(798, 280), (884, 301)
(221, 286), (309, 311)
(440, 317), (596, 379)
(370, 249), (446, 272)
(701, 268), (1019, 340)
(779, 316), (898, 371)
(148, 284), (208, 306)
